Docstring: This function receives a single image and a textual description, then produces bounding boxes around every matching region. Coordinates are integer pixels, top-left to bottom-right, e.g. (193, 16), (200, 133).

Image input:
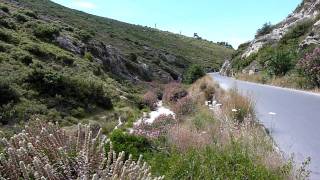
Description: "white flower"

(232, 109), (238, 112)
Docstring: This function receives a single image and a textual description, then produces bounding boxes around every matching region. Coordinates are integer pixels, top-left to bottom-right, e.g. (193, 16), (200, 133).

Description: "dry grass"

(236, 73), (320, 95)
(171, 75), (290, 175)
(167, 124), (213, 152)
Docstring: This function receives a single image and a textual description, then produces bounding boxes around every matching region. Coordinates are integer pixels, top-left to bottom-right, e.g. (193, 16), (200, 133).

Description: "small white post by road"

(268, 112), (277, 134)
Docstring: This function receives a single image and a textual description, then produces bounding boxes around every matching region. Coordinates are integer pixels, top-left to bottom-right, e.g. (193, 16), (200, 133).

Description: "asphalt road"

(210, 73), (320, 179)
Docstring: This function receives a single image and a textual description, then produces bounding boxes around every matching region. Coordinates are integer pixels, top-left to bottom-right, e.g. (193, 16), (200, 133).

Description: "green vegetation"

(33, 23), (60, 40)
(256, 22), (273, 37)
(183, 64), (205, 84)
(231, 18), (319, 89)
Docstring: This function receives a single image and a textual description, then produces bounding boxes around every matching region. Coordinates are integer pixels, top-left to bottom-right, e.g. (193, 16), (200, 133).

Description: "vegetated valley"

(0, 0), (310, 179)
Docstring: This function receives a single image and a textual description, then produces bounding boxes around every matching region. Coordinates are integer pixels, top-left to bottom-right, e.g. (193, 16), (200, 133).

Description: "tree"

(256, 22), (273, 37)
(184, 64), (205, 84)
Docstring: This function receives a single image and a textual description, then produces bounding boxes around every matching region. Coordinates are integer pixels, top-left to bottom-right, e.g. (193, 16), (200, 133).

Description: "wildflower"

(232, 109), (238, 112)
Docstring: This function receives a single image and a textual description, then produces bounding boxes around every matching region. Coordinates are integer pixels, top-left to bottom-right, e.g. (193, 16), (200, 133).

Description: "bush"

(0, 18), (16, 29)
(14, 13), (28, 22)
(0, 122), (162, 179)
(257, 45), (295, 76)
(142, 90), (158, 110)
(22, 43), (52, 58)
(256, 22), (273, 37)
(57, 54), (75, 66)
(134, 114), (176, 138)
(76, 29), (93, 42)
(33, 23), (60, 40)
(172, 96), (195, 117)
(0, 81), (19, 106)
(20, 10), (37, 19)
(11, 49), (33, 65)
(0, 29), (19, 44)
(298, 47), (320, 87)
(204, 85), (215, 101)
(84, 51), (93, 61)
(0, 4), (9, 13)
(163, 82), (187, 104)
(109, 129), (153, 159)
(183, 64), (205, 84)
(26, 69), (113, 110)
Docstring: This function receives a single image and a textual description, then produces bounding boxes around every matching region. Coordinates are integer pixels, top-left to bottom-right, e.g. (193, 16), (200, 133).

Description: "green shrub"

(33, 23), (60, 40)
(84, 51), (93, 61)
(0, 42), (13, 52)
(108, 129), (153, 159)
(26, 69), (113, 110)
(22, 43), (52, 59)
(0, 18), (16, 29)
(183, 64), (205, 84)
(76, 29), (93, 42)
(256, 22), (273, 37)
(57, 54), (75, 66)
(0, 81), (19, 106)
(10, 49), (33, 65)
(0, 4), (9, 13)
(258, 46), (296, 76)
(0, 29), (19, 44)
(14, 13), (28, 22)
(20, 10), (37, 19)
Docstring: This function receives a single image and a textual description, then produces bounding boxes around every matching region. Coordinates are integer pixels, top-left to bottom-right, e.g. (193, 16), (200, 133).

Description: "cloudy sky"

(52, 0), (301, 48)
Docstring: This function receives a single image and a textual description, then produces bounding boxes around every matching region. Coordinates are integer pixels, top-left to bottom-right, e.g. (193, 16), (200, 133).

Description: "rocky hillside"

(226, 0), (320, 83)
(0, 0), (232, 131)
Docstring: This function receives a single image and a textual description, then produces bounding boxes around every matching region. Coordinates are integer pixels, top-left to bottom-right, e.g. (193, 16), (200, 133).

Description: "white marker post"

(268, 112), (277, 134)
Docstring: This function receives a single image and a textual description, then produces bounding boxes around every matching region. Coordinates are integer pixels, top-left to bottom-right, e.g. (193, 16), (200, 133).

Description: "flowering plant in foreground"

(134, 115), (176, 138)
(0, 121), (163, 180)
(298, 47), (320, 86)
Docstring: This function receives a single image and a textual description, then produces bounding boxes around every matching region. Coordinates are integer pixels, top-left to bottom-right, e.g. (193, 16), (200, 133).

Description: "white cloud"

(74, 0), (96, 9)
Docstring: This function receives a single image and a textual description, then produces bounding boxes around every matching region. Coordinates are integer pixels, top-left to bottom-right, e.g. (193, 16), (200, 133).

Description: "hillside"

(225, 0), (320, 89)
(0, 0), (233, 132)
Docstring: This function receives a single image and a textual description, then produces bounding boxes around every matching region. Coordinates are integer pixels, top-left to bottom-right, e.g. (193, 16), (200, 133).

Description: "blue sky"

(52, 0), (301, 48)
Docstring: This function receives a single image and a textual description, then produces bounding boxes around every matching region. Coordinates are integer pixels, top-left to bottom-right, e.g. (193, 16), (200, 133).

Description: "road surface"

(210, 73), (320, 179)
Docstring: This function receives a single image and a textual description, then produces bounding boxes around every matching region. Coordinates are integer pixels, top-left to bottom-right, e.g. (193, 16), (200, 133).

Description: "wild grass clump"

(163, 82), (187, 104)
(0, 121), (163, 179)
(164, 144), (289, 180)
(222, 88), (255, 123)
(142, 90), (158, 110)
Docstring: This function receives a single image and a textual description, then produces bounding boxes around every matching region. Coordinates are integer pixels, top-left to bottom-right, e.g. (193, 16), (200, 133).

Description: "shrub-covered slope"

(226, 0), (320, 89)
(0, 0), (232, 129)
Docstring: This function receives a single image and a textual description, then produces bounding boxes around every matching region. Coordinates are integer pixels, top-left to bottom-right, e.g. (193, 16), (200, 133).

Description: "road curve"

(210, 73), (320, 179)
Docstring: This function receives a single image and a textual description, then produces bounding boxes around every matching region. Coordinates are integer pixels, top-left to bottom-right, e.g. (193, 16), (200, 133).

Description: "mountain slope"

(0, 0), (233, 130)
(227, 0), (320, 88)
